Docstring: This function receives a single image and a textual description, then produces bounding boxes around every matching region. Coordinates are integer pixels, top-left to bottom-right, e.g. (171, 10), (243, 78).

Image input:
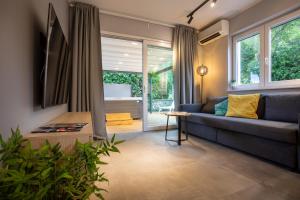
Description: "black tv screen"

(42, 3), (70, 108)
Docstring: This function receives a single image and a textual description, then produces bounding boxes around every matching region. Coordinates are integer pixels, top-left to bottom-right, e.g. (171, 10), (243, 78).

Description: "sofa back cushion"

(202, 97), (227, 114)
(264, 94), (300, 123)
(215, 99), (228, 116)
(202, 95), (265, 118)
(256, 94), (265, 119)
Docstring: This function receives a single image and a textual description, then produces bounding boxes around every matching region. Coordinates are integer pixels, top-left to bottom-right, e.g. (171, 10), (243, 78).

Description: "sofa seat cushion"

(185, 113), (298, 144)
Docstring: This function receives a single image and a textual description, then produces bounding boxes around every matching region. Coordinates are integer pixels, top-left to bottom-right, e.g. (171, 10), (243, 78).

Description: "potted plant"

(229, 80), (237, 90)
(0, 128), (123, 200)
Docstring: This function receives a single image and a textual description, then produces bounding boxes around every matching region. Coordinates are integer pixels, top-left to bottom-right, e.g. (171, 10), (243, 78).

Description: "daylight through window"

(232, 9), (300, 89)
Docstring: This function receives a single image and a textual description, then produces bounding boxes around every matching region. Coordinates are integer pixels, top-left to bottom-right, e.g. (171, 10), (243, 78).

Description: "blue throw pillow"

(215, 99), (228, 116)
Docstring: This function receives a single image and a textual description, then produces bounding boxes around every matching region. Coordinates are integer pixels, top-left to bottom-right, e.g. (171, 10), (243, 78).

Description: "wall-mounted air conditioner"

(198, 20), (229, 45)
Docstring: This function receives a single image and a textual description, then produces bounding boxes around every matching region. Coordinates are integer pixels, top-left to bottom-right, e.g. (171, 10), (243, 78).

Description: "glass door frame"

(100, 32), (177, 132)
(142, 40), (177, 131)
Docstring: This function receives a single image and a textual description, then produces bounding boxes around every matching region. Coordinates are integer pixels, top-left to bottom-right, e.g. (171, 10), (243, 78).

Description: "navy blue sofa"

(180, 93), (300, 171)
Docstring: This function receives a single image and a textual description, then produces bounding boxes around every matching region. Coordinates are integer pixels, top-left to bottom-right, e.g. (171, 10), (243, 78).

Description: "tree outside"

(239, 34), (260, 84)
(271, 18), (300, 81)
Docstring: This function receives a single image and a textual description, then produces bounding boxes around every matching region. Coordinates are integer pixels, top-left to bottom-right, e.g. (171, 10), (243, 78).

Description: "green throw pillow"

(215, 99), (228, 116)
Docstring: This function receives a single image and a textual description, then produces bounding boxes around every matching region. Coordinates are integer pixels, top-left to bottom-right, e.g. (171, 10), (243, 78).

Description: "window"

(232, 9), (300, 90)
(268, 16), (300, 84)
(236, 34), (261, 85)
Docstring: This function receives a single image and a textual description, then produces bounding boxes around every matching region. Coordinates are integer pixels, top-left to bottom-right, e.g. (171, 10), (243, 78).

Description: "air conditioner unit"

(198, 20), (229, 45)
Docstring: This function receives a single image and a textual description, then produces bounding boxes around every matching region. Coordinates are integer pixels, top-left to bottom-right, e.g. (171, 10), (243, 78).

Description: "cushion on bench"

(106, 113), (133, 126)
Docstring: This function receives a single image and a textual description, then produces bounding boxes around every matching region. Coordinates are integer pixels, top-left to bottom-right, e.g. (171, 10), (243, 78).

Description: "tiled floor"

(95, 131), (300, 200)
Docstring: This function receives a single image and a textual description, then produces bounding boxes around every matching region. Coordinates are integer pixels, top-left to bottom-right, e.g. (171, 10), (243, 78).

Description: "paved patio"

(106, 112), (177, 134)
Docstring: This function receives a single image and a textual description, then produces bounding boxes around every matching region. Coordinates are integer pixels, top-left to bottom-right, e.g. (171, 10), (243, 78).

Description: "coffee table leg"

(165, 115), (169, 141)
(185, 116), (188, 140)
(178, 116), (181, 145)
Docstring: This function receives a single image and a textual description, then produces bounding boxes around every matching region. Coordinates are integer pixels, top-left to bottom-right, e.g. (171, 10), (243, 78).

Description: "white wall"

(200, 37), (228, 100)
(230, 0), (300, 35)
(0, 0), (69, 139)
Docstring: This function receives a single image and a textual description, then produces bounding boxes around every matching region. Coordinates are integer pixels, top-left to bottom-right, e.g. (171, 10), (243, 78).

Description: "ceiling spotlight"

(159, 41), (167, 46)
(131, 42), (138, 46)
(123, 53), (129, 57)
(188, 15), (194, 24)
(210, 0), (217, 8)
(118, 61), (123, 65)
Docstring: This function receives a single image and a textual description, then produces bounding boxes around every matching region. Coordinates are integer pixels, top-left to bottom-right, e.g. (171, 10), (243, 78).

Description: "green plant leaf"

(111, 134), (116, 143)
(110, 146), (120, 153)
(114, 140), (125, 145)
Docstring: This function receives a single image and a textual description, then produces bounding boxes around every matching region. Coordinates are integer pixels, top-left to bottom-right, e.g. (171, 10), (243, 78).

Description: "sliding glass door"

(143, 41), (176, 131)
(101, 35), (175, 132)
(101, 36), (143, 134)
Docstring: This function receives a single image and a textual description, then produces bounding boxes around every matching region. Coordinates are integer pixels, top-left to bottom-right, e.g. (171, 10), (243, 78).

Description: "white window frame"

(264, 9), (300, 89)
(232, 26), (265, 90)
(231, 9), (300, 91)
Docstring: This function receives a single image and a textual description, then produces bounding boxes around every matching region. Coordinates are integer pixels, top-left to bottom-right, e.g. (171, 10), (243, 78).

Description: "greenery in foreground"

(0, 128), (123, 200)
(239, 17), (300, 84)
(148, 69), (174, 100)
(103, 70), (174, 100)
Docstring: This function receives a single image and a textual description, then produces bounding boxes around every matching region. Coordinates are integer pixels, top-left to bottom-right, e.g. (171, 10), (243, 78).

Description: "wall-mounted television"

(42, 3), (70, 108)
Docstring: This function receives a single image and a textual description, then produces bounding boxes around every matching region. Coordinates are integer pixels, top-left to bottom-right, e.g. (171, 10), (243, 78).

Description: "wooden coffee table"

(163, 112), (191, 145)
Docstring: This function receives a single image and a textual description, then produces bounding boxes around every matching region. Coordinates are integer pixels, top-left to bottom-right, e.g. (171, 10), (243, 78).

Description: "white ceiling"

(102, 37), (173, 73)
(79, 0), (262, 29)
(102, 37), (142, 72)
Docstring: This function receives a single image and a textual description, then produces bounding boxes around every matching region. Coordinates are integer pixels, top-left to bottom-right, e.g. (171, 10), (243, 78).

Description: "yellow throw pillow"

(226, 94), (260, 119)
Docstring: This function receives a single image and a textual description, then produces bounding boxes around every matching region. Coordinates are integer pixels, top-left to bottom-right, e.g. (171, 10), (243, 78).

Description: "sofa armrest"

(298, 114), (300, 171)
(179, 104), (202, 113)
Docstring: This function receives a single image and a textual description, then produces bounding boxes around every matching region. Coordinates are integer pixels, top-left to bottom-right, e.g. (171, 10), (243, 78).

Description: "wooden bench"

(24, 112), (93, 152)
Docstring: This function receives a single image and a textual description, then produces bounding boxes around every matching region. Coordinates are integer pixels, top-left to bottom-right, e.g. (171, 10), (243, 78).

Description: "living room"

(0, 0), (300, 199)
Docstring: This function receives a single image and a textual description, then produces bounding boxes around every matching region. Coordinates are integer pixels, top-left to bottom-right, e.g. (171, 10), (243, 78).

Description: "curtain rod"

(69, 3), (175, 28)
(99, 10), (176, 28)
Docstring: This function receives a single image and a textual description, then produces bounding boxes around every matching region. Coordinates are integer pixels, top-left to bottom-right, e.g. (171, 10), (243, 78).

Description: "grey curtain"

(69, 2), (107, 138)
(173, 25), (199, 108)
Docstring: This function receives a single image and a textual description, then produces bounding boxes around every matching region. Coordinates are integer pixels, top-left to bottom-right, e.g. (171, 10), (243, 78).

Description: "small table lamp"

(197, 65), (208, 103)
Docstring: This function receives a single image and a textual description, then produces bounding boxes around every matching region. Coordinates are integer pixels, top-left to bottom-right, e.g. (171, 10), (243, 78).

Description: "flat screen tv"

(42, 3), (70, 108)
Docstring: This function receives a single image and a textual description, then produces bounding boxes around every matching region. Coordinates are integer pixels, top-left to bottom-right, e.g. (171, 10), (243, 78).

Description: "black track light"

(186, 0), (218, 24)
(188, 16), (194, 24)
